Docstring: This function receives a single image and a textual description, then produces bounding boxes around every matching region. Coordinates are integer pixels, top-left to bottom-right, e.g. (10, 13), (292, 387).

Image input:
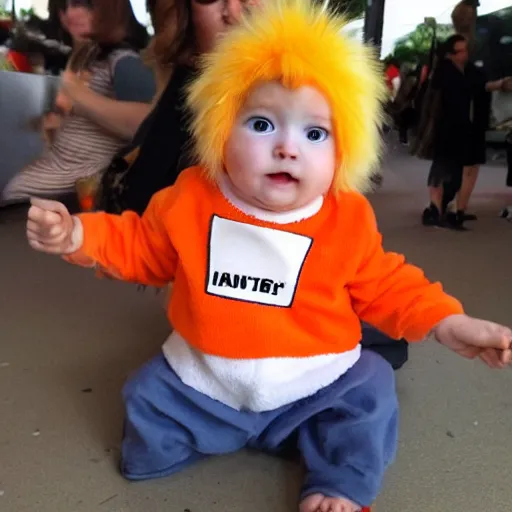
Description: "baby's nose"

(273, 141), (298, 160)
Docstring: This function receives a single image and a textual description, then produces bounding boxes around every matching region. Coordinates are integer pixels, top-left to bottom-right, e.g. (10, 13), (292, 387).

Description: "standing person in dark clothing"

(422, 35), (471, 228)
(422, 35), (508, 229)
(440, 61), (491, 222)
(393, 65), (420, 146)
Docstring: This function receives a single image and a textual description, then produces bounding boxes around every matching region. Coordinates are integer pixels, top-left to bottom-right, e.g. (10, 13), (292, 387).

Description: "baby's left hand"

(433, 314), (512, 369)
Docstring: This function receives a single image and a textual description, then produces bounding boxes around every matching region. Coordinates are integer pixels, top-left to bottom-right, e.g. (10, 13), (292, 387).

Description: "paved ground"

(1, 140), (511, 512)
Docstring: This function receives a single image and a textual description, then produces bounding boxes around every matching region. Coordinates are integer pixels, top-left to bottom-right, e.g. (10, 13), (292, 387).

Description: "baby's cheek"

(241, 137), (267, 169)
(313, 161), (336, 192)
(225, 130), (253, 171)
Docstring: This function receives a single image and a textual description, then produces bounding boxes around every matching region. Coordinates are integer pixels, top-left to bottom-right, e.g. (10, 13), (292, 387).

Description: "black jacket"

(100, 65), (197, 215)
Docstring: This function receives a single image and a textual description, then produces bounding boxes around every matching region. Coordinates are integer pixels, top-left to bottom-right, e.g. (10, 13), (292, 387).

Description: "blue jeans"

(121, 350), (398, 507)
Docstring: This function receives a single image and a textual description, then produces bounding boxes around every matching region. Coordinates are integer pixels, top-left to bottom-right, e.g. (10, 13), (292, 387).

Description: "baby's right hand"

(27, 198), (82, 255)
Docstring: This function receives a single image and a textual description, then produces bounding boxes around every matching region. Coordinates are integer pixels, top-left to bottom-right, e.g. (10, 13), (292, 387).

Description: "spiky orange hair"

(186, 0), (386, 193)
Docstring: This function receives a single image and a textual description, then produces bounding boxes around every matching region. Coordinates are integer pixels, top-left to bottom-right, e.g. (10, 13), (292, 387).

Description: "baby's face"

(224, 81), (336, 212)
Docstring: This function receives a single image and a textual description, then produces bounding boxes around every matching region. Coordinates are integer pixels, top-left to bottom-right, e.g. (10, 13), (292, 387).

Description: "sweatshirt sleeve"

(347, 196), (464, 341)
(63, 188), (177, 287)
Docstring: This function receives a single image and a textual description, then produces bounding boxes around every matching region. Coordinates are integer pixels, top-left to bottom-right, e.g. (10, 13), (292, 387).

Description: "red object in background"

(79, 194), (95, 212)
(362, 507), (371, 512)
(420, 64), (429, 85)
(0, 18), (14, 32)
(385, 64), (400, 93)
(6, 50), (33, 73)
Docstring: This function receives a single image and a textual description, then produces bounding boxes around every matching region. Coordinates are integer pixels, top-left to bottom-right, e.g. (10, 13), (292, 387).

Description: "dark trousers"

(397, 107), (415, 144)
(361, 323), (408, 370)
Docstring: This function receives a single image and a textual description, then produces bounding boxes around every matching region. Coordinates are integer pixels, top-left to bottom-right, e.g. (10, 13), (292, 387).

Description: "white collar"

(217, 174), (323, 224)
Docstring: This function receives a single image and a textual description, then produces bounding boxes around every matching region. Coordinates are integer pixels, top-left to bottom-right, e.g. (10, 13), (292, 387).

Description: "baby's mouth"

(266, 172), (298, 184)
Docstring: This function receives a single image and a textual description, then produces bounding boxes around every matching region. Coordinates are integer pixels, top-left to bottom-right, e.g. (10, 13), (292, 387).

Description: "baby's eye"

(307, 127), (329, 143)
(247, 117), (274, 133)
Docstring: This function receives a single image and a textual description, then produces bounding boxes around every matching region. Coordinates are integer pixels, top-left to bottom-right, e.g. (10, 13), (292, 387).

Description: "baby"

(26, 1), (511, 511)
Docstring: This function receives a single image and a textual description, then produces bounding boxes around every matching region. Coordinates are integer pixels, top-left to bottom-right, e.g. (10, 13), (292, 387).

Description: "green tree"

(390, 23), (454, 64)
(320, 0), (365, 20)
(338, 0), (366, 20)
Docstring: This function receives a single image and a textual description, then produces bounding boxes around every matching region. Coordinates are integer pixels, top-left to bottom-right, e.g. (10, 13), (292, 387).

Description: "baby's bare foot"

(300, 493), (361, 512)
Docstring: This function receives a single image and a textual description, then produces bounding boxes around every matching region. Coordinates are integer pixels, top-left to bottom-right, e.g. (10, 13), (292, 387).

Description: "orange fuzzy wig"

(186, 0), (387, 193)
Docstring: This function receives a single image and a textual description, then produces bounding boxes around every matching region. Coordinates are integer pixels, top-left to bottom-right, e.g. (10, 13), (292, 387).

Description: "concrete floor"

(1, 144), (512, 512)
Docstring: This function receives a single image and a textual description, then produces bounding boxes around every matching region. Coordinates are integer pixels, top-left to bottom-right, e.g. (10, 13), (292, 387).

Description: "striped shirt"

(2, 49), (152, 202)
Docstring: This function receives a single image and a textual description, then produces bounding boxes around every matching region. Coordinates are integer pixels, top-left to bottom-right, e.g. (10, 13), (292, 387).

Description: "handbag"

(411, 84), (441, 161)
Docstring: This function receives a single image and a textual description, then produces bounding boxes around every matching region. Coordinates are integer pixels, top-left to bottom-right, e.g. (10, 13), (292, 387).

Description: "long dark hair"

(145, 0), (196, 69)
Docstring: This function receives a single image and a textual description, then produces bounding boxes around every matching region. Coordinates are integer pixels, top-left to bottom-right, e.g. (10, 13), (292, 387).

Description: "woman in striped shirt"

(0, 0), (155, 205)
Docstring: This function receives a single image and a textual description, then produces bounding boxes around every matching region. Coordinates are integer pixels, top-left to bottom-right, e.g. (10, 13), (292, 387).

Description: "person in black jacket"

(422, 35), (508, 230)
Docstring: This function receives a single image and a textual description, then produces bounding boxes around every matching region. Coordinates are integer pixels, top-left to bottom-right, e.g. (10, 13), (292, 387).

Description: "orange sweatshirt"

(65, 167), (463, 411)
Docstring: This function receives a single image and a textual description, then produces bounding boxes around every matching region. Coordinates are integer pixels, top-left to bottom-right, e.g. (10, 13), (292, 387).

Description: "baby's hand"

(433, 314), (512, 369)
(27, 198), (82, 255)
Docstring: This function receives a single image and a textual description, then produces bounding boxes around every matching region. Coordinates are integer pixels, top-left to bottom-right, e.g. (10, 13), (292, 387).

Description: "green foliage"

(19, 7), (35, 21)
(386, 23), (454, 64)
(328, 0), (366, 20)
(20, 8), (35, 17)
(340, 0), (366, 20)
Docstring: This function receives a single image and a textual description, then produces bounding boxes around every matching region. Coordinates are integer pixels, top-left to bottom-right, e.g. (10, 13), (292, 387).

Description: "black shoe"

(422, 204), (440, 226)
(500, 208), (510, 219)
(464, 213), (477, 221)
(444, 210), (468, 231)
